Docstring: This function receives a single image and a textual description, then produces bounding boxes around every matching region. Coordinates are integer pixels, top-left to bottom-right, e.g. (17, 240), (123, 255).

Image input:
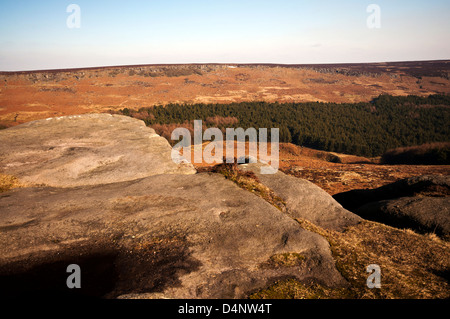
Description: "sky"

(0, 0), (449, 71)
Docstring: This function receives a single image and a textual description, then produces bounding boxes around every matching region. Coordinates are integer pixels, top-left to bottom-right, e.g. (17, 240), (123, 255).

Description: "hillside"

(188, 141), (449, 196)
(1, 61), (449, 126)
(0, 114), (449, 299)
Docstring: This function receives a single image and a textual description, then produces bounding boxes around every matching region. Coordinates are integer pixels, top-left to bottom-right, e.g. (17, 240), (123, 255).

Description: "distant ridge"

(1, 59), (449, 78)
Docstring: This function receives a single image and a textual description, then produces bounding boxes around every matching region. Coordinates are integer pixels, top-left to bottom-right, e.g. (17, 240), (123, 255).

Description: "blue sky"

(0, 0), (449, 71)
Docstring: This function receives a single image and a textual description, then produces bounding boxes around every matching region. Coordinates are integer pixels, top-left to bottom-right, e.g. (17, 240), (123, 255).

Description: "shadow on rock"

(0, 238), (201, 299)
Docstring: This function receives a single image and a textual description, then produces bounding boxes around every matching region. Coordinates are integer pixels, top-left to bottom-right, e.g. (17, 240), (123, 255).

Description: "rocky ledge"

(0, 114), (361, 298)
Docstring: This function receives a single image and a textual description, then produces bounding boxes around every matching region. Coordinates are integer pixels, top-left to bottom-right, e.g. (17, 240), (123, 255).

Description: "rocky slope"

(240, 163), (361, 232)
(0, 114), (360, 299)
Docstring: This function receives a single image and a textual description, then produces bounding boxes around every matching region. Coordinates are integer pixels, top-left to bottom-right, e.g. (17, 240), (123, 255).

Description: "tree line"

(120, 94), (450, 157)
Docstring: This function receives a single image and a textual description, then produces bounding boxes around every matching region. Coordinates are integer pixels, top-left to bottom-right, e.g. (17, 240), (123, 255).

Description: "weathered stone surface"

(0, 115), (352, 299)
(0, 114), (196, 187)
(0, 173), (347, 299)
(356, 197), (450, 239)
(240, 163), (362, 231)
(333, 176), (450, 239)
(333, 175), (450, 212)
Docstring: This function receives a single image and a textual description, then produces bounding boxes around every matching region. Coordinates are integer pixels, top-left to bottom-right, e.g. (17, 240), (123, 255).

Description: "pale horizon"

(1, 0), (450, 71)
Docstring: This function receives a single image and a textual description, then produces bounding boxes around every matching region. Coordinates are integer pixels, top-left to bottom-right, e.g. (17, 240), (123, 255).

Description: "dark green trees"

(121, 94), (450, 157)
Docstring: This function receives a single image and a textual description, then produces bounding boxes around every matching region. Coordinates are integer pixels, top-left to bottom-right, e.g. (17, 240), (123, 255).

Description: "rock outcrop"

(0, 173), (348, 299)
(240, 163), (362, 232)
(333, 175), (450, 238)
(0, 114), (196, 187)
(355, 197), (450, 239)
(0, 114), (350, 299)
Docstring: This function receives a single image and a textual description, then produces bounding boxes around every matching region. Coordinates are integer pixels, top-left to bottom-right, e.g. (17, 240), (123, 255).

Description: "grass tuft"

(197, 161), (286, 211)
(0, 174), (23, 192)
(250, 279), (352, 299)
(267, 253), (305, 267)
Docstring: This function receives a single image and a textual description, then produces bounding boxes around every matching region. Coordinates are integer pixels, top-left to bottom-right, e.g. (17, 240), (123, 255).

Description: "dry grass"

(0, 174), (24, 192)
(250, 279), (352, 299)
(198, 160), (450, 299)
(150, 122), (194, 145)
(252, 219), (450, 299)
(204, 116), (238, 126)
(266, 253), (305, 268)
(197, 162), (286, 211)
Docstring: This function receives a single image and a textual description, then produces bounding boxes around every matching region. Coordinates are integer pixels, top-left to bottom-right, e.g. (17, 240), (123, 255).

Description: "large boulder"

(0, 114), (196, 187)
(333, 175), (450, 239)
(0, 173), (347, 299)
(356, 197), (450, 239)
(239, 163), (362, 231)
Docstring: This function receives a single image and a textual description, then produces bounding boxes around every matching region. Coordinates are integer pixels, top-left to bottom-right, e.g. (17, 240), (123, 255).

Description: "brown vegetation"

(195, 150), (450, 299)
(251, 219), (450, 299)
(204, 116), (238, 126)
(0, 174), (23, 192)
(189, 141), (449, 196)
(150, 122), (194, 143)
(148, 116), (239, 143)
(1, 61), (449, 126)
(197, 161), (287, 212)
(193, 155), (450, 299)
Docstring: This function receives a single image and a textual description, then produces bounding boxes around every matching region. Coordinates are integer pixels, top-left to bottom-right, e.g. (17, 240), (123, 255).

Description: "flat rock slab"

(0, 173), (347, 299)
(240, 163), (362, 231)
(356, 197), (450, 239)
(0, 114), (196, 187)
